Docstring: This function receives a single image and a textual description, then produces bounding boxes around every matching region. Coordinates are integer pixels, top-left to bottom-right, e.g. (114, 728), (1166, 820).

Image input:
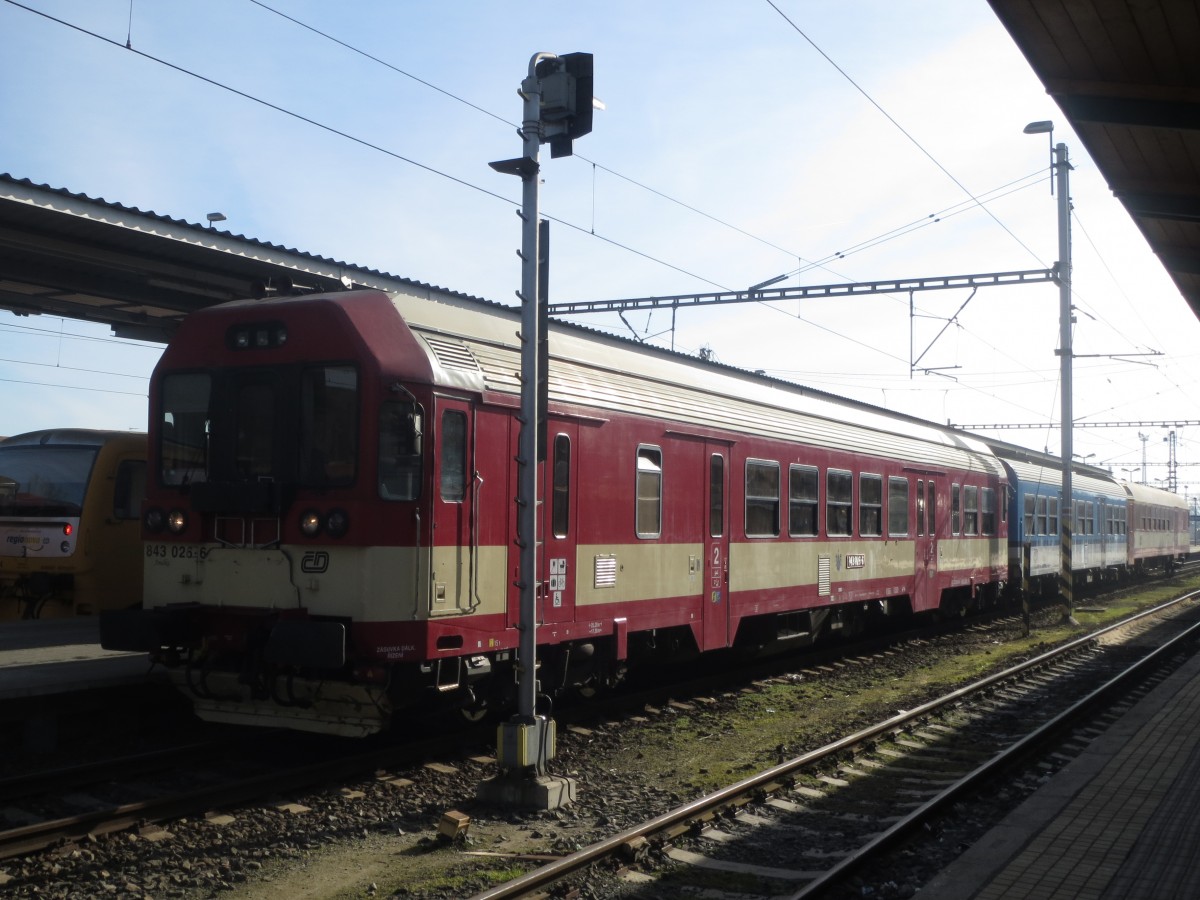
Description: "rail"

(467, 589), (1200, 899)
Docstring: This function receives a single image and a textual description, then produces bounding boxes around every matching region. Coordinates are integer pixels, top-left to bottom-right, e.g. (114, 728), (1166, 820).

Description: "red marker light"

(63, 523), (73, 537)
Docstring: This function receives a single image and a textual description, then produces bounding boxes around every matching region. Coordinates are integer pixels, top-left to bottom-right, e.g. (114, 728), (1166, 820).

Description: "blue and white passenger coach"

(997, 452), (1128, 594)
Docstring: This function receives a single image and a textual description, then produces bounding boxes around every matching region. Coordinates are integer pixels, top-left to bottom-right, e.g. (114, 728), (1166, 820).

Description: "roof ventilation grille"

(424, 336), (482, 373)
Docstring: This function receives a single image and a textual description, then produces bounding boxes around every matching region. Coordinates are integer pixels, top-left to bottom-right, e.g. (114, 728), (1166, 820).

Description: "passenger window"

(745, 460), (780, 538)
(789, 465), (818, 537)
(439, 411), (467, 503)
(859, 474), (882, 537)
(888, 477), (909, 537)
(379, 400), (423, 501)
(552, 434), (570, 539)
(709, 454), (725, 538)
(981, 488), (996, 535)
(951, 484), (962, 535)
(964, 485), (979, 535)
(827, 469), (852, 536)
(636, 446), (662, 538)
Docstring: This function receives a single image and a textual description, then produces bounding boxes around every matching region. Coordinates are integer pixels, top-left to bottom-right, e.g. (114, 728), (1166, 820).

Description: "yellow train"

(0, 429), (146, 619)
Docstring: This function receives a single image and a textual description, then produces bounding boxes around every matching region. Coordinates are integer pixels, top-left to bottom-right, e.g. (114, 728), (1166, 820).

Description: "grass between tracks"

(610, 573), (1200, 796)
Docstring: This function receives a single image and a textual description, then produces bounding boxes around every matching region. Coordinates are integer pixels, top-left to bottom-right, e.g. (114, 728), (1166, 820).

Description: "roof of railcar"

(380, 288), (1004, 475)
(188, 286), (1010, 474)
(1123, 480), (1189, 510)
(1001, 457), (1126, 501)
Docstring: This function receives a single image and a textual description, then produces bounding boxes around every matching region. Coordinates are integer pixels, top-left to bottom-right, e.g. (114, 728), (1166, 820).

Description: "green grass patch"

(608, 575), (1200, 798)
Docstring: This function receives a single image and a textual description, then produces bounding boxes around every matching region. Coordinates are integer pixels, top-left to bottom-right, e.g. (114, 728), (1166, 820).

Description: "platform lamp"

(1024, 120), (1077, 625)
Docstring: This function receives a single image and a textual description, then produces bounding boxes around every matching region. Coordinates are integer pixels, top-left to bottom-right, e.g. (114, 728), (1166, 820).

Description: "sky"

(2, 1), (1199, 498)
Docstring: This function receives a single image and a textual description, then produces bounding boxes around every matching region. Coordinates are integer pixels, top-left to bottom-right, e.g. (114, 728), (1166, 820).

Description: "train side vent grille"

(424, 336), (483, 373)
(818, 556), (831, 597)
(594, 555), (617, 589)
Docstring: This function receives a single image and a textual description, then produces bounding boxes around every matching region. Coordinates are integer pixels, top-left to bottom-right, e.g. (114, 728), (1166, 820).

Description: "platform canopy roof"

(0, 173), (466, 343)
(988, 0), (1200, 316)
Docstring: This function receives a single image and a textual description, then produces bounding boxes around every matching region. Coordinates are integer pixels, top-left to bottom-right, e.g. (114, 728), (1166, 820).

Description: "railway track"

(467, 589), (1200, 899)
(0, 605), (1033, 880)
(0, 612), (996, 866)
(2, 576), (1194, 897)
(0, 723), (492, 862)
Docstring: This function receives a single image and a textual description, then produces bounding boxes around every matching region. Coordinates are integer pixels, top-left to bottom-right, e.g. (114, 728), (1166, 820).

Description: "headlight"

(300, 509), (322, 537)
(166, 509), (188, 534)
(326, 509), (349, 538)
(145, 507), (165, 533)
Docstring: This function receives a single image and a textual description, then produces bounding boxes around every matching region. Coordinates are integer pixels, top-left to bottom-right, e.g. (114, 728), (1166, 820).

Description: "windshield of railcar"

(159, 366), (359, 487)
(161, 372), (212, 485)
(299, 365), (358, 485)
(0, 445), (98, 516)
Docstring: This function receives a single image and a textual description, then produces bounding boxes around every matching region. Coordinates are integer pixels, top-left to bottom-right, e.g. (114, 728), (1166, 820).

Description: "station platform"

(0, 617), (156, 700)
(923, 646), (1200, 899)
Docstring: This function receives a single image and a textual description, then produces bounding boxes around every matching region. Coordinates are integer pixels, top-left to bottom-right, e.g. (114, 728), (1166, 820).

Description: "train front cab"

(97, 294), (444, 735)
(97, 292), (600, 736)
(0, 430), (146, 619)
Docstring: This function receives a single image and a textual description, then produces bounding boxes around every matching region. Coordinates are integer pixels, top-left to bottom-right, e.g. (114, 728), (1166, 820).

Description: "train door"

(701, 444), (731, 651)
(429, 398), (476, 617)
(541, 425), (578, 625)
(914, 477), (939, 609)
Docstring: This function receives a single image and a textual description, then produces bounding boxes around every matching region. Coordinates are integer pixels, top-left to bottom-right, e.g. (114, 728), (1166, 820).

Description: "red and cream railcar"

(101, 287), (1007, 735)
(1123, 481), (1190, 573)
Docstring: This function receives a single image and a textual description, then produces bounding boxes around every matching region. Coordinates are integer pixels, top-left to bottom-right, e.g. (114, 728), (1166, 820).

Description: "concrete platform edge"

(920, 649), (1200, 900)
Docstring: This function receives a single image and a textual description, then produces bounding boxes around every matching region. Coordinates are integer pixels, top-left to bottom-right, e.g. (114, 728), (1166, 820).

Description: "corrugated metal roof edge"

(0, 171), (481, 303)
